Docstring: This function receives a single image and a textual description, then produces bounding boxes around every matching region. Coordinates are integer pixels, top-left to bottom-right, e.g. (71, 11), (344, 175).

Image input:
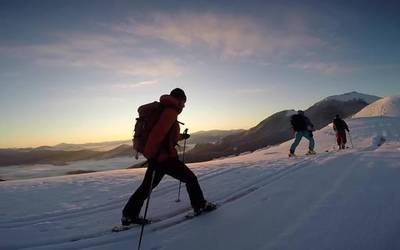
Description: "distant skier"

(121, 88), (216, 226)
(332, 114), (350, 149)
(289, 110), (316, 157)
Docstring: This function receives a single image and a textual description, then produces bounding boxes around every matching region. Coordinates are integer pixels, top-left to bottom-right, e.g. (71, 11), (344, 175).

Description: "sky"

(1, 0), (400, 148)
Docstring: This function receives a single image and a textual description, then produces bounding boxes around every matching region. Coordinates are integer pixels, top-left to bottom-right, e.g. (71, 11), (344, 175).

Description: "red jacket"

(143, 95), (185, 162)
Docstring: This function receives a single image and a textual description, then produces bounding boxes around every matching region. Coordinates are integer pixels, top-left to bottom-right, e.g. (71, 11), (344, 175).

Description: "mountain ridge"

(0, 91), (381, 166)
(185, 91), (381, 162)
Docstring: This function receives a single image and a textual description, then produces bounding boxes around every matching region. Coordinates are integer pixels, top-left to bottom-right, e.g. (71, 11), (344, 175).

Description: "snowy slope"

(1, 116), (400, 250)
(354, 95), (400, 118)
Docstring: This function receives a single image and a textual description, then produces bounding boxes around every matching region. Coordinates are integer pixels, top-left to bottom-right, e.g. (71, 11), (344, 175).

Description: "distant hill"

(0, 130), (243, 166)
(0, 148), (100, 166)
(0, 92), (381, 166)
(188, 129), (245, 144)
(94, 144), (134, 159)
(42, 140), (132, 152)
(185, 91), (381, 162)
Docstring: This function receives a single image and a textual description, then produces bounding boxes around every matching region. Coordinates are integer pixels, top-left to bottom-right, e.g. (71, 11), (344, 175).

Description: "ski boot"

(288, 151), (296, 157)
(306, 149), (316, 155)
(194, 201), (217, 216)
(121, 216), (150, 226)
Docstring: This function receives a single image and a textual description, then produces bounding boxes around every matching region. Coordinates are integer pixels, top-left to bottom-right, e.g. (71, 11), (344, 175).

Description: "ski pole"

(348, 131), (354, 149)
(137, 165), (156, 250)
(176, 128), (188, 202)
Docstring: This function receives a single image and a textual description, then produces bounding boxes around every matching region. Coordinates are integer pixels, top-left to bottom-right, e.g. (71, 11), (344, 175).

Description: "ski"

(112, 219), (160, 232)
(288, 153), (317, 158)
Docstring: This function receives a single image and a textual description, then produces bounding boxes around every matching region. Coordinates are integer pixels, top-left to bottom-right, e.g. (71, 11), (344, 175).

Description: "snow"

(321, 91), (380, 104)
(1, 116), (400, 250)
(285, 110), (297, 117)
(353, 95), (400, 118)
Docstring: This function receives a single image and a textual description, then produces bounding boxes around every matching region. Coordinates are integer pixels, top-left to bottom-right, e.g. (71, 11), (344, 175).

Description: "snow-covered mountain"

(0, 92), (381, 168)
(320, 91), (380, 104)
(188, 129), (245, 144)
(1, 111), (400, 250)
(353, 95), (400, 118)
(187, 91), (379, 162)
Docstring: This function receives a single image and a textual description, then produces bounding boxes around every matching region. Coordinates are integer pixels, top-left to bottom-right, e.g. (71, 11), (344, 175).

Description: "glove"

(182, 133), (190, 140)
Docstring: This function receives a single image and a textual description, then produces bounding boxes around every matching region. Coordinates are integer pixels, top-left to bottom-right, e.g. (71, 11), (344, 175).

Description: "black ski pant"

(123, 157), (206, 218)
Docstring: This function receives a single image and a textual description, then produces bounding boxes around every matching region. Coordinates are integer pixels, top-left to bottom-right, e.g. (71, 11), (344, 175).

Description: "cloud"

(116, 61), (181, 77)
(1, 33), (183, 78)
(0, 12), (328, 76)
(288, 62), (356, 74)
(115, 13), (323, 58)
(111, 79), (159, 89)
(233, 88), (267, 95)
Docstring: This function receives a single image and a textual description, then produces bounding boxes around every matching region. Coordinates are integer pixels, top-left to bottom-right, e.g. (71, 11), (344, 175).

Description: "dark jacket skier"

(289, 110), (315, 156)
(122, 88), (216, 226)
(333, 114), (349, 149)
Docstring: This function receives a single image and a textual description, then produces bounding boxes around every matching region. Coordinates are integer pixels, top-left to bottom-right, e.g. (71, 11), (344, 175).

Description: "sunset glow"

(1, 1), (399, 148)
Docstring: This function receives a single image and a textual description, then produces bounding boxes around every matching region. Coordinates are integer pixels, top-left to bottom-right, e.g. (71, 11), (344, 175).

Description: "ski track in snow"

(0, 164), (247, 227)
(0, 156), (313, 249)
(0, 157), (294, 228)
(1, 116), (400, 250)
(0, 151), (353, 250)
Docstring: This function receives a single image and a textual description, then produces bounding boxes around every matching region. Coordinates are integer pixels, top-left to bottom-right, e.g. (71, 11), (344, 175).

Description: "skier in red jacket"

(122, 88), (216, 226)
(333, 114), (350, 149)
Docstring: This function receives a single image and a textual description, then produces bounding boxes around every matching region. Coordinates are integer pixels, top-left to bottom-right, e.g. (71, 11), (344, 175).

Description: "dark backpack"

(333, 118), (347, 132)
(132, 102), (164, 158)
(291, 114), (307, 131)
(291, 114), (313, 131)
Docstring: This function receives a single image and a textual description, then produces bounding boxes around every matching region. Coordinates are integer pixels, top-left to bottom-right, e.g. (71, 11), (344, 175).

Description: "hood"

(160, 94), (184, 114)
